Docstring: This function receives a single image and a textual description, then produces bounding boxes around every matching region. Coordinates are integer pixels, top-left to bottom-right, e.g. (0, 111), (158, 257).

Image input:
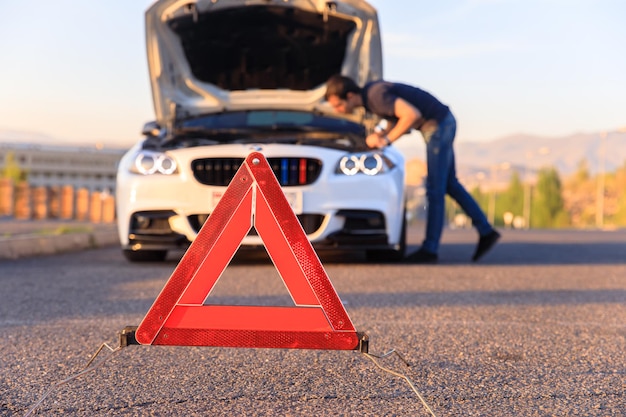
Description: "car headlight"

(336, 152), (394, 176)
(129, 151), (178, 175)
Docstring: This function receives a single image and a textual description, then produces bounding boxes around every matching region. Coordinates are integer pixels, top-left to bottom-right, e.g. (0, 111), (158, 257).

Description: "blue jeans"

(422, 112), (492, 253)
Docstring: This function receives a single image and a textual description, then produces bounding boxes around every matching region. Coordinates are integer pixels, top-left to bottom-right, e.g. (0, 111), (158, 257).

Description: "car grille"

(191, 157), (322, 186)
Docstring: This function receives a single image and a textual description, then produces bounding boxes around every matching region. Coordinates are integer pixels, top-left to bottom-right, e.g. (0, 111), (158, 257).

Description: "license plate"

(211, 190), (303, 214)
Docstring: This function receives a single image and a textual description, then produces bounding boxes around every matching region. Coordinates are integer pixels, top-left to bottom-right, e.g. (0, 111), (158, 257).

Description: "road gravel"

(1, 226), (625, 416)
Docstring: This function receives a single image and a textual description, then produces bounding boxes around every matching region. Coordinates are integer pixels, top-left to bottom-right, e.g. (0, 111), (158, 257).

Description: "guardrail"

(0, 178), (115, 223)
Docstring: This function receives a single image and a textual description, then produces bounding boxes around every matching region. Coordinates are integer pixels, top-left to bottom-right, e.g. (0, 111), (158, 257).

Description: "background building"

(0, 142), (126, 193)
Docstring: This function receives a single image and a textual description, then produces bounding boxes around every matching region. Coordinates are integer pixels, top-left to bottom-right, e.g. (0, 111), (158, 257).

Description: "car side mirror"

(141, 121), (162, 137)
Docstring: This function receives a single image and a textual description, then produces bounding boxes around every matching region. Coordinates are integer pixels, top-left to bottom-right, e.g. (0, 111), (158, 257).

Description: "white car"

(116, 0), (406, 262)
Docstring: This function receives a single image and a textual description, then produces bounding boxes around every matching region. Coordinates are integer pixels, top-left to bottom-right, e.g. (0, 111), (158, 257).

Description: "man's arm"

(366, 98), (422, 148)
(387, 98), (422, 141)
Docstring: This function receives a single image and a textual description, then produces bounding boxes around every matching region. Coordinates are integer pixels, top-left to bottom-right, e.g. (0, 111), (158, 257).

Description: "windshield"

(147, 110), (368, 151)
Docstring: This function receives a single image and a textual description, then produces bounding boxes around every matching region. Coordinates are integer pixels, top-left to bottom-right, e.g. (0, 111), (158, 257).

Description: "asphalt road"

(1, 226), (625, 416)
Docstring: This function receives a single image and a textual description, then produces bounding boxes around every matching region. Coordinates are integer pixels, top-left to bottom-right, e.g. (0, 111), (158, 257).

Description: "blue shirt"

(361, 81), (450, 124)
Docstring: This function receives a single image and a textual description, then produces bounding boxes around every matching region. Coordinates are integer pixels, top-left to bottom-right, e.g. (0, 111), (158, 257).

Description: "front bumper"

(121, 208), (392, 252)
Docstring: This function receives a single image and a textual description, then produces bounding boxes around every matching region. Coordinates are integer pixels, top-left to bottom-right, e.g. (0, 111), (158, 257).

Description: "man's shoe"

(472, 230), (501, 262)
(407, 248), (438, 264)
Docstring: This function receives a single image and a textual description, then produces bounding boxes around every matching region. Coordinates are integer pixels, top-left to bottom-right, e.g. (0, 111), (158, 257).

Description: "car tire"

(122, 249), (168, 263)
(365, 208), (407, 263)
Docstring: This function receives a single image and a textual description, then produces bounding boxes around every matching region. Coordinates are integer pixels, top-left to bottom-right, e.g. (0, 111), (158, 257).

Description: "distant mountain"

(0, 129), (130, 150)
(404, 131), (626, 188)
(460, 132), (626, 174)
(0, 129), (62, 144)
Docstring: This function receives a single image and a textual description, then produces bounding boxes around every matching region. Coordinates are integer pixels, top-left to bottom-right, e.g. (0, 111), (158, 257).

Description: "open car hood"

(145, 0), (382, 128)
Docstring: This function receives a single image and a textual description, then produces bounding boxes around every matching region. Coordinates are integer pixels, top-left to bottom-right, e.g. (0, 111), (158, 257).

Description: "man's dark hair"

(324, 74), (361, 100)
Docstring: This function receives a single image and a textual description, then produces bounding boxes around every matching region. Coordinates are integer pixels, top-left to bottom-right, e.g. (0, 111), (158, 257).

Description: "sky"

(0, 0), (624, 150)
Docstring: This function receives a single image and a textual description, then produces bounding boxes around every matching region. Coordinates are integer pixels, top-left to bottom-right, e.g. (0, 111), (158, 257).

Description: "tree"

(532, 166), (568, 228)
(562, 158), (595, 227)
(1, 152), (27, 183)
(574, 159), (590, 182)
(496, 170), (524, 224)
(605, 162), (626, 226)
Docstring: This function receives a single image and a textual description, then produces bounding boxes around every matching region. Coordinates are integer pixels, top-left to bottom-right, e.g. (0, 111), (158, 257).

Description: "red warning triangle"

(135, 152), (361, 350)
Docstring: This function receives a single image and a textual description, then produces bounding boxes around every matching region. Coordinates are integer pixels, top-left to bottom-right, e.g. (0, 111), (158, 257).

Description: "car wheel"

(365, 209), (407, 263)
(122, 249), (168, 262)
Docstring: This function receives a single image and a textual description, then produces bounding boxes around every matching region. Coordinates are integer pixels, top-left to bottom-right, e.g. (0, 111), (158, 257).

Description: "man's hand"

(366, 133), (389, 149)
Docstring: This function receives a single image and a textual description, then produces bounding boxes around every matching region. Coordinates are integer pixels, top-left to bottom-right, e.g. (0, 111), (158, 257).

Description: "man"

(324, 74), (500, 263)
